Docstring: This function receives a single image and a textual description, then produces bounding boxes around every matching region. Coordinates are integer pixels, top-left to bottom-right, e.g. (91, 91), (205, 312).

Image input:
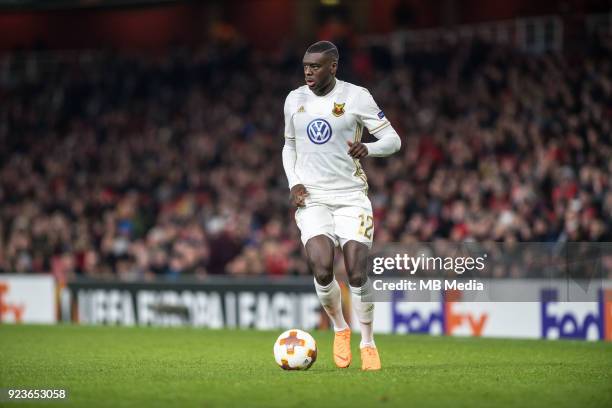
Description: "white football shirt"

(284, 79), (390, 195)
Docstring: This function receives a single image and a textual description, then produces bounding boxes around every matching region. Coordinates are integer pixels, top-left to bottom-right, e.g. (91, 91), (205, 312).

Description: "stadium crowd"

(0, 31), (611, 281)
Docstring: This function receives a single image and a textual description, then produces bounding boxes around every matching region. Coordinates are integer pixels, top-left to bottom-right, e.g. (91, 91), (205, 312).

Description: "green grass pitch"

(0, 325), (610, 408)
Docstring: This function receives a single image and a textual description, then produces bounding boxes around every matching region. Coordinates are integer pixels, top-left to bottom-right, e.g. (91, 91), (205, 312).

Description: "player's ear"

(330, 60), (337, 75)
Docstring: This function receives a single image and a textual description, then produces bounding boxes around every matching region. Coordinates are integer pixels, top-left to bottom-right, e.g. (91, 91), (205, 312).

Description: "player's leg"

(295, 203), (351, 368)
(305, 235), (347, 330)
(343, 240), (374, 347)
(305, 236), (352, 368)
(343, 240), (380, 370)
(334, 191), (380, 370)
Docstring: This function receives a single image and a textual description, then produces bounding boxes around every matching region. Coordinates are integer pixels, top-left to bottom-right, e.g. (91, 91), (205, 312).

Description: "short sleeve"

(284, 93), (295, 140)
(354, 88), (390, 134)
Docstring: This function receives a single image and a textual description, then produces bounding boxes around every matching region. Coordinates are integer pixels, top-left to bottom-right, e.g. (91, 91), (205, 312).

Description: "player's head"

(303, 41), (339, 92)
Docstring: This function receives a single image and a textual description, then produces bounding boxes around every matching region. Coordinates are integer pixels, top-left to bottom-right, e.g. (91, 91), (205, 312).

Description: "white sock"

(314, 278), (349, 332)
(350, 280), (375, 348)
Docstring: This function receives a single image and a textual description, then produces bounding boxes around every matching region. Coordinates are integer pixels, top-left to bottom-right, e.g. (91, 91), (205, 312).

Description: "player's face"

(303, 52), (337, 92)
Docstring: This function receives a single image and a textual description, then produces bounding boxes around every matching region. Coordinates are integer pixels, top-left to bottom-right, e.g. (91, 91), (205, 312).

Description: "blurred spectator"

(0, 30), (610, 280)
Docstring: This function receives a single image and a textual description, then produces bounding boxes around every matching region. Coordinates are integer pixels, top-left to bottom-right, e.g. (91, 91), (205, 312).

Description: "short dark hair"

(306, 41), (339, 62)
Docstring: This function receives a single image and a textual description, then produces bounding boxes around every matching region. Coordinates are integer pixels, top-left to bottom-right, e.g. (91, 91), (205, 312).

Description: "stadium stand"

(0, 30), (610, 280)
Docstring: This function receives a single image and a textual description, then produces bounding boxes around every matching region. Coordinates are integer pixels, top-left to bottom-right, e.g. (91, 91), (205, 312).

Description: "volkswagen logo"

(306, 119), (332, 144)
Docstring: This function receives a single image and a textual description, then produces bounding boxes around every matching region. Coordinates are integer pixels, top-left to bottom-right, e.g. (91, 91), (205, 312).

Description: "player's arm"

(283, 141), (308, 207)
(348, 88), (401, 159)
(361, 124), (401, 157)
(282, 94), (308, 207)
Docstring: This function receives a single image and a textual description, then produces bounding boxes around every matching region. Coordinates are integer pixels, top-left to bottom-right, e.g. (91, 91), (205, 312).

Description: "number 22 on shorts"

(358, 214), (373, 239)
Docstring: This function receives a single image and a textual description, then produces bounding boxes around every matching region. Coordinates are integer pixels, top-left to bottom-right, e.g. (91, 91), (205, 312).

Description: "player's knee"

(307, 254), (334, 285)
(305, 235), (335, 285)
(347, 270), (366, 287)
(313, 270), (334, 286)
(309, 258), (334, 286)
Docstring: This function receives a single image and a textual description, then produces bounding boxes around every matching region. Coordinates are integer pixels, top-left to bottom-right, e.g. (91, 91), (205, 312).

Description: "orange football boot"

(333, 328), (352, 368)
(360, 346), (381, 371)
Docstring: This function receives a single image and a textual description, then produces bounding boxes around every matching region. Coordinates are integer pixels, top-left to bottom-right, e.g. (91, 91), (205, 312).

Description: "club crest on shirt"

(332, 102), (345, 117)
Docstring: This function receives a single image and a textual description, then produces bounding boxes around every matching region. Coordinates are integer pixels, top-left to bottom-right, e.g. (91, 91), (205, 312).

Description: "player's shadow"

(378, 361), (580, 373)
(279, 360), (583, 374)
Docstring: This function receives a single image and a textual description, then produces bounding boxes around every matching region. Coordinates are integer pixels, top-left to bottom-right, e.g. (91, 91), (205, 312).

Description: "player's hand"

(347, 141), (368, 159)
(290, 184), (308, 207)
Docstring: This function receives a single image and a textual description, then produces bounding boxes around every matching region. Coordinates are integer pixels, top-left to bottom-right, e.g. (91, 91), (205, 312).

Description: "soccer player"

(282, 41), (401, 370)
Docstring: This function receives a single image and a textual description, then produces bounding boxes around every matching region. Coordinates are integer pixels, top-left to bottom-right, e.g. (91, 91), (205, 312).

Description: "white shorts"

(295, 190), (373, 248)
